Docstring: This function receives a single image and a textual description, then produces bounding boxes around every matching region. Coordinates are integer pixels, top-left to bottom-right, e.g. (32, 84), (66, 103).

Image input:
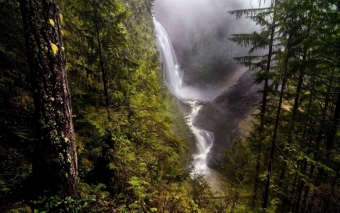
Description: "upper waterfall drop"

(153, 17), (184, 99)
(154, 17), (211, 101)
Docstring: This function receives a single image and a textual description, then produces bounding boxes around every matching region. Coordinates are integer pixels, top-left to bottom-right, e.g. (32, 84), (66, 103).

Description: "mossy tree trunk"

(19, 0), (78, 198)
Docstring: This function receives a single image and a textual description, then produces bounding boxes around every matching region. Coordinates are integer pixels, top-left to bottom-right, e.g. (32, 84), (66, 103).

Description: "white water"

(154, 17), (215, 176)
(185, 101), (214, 175)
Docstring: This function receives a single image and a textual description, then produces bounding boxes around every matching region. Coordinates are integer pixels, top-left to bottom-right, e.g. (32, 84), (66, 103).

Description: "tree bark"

(19, 0), (78, 197)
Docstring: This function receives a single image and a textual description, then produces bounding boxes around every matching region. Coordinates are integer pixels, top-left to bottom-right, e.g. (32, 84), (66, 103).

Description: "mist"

(153, 0), (260, 90)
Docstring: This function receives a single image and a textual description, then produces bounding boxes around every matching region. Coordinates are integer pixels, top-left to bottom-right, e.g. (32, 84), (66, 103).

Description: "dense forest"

(0, 0), (340, 212)
(224, 0), (340, 212)
(0, 0), (197, 212)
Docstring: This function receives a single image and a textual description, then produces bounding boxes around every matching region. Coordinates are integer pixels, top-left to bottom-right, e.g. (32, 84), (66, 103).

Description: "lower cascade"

(154, 17), (214, 176)
(185, 101), (214, 176)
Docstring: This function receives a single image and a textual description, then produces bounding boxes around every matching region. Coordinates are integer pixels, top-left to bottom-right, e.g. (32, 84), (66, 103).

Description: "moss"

(67, 154), (72, 163)
(49, 19), (55, 27)
(51, 43), (58, 55)
(59, 14), (63, 25)
(59, 153), (64, 161)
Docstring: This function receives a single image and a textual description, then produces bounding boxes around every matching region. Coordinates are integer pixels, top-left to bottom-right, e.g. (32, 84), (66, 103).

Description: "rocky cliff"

(194, 70), (263, 168)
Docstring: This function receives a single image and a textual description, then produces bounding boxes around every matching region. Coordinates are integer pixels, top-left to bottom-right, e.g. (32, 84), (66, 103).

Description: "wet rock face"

(194, 71), (263, 168)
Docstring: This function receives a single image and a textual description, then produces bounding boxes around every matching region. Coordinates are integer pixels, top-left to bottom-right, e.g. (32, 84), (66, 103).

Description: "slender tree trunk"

(259, 0), (278, 128)
(312, 76), (332, 186)
(291, 49), (307, 120)
(19, 0), (78, 197)
(253, 1), (278, 206)
(294, 156), (309, 213)
(288, 169), (299, 212)
(252, 142), (262, 206)
(280, 48), (307, 210)
(95, 21), (111, 122)
(327, 91), (340, 151)
(262, 34), (290, 211)
(300, 186), (310, 213)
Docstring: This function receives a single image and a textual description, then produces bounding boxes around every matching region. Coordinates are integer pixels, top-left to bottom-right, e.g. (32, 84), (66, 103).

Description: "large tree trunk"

(19, 0), (78, 197)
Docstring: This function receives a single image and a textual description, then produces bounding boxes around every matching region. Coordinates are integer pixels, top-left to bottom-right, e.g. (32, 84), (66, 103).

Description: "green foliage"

(33, 196), (86, 213)
(32, 184), (113, 213)
(59, 0), (200, 212)
(189, 173), (216, 211)
(221, 139), (254, 186)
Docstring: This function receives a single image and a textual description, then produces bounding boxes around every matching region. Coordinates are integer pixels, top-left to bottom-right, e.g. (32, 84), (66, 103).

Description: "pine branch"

(249, 14), (272, 27)
(229, 31), (270, 51)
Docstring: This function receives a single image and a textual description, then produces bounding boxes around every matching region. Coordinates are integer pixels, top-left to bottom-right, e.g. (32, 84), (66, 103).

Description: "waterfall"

(186, 101), (214, 176)
(153, 18), (183, 98)
(154, 17), (213, 176)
